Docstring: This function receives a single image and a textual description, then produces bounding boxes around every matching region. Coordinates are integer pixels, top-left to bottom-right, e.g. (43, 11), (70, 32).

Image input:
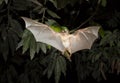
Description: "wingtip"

(21, 17), (35, 28)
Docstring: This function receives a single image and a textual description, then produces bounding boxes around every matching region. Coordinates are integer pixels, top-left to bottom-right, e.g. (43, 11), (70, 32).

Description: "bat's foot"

(63, 50), (72, 62)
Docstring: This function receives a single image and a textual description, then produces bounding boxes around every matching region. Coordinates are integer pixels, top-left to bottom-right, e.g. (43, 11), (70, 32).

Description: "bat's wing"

(69, 26), (100, 54)
(22, 17), (65, 52)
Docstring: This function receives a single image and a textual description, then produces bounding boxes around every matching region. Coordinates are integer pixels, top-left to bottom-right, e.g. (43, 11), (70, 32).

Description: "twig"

(70, 1), (100, 33)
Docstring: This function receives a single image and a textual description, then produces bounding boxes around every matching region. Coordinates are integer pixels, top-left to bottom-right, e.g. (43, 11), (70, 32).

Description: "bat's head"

(61, 26), (69, 33)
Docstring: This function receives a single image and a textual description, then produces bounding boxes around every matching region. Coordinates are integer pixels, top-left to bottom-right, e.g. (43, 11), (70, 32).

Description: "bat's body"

(22, 17), (100, 59)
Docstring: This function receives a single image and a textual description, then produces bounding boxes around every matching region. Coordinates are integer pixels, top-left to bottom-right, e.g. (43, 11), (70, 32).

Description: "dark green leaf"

(16, 40), (23, 50)
(47, 9), (60, 19)
(58, 56), (66, 76)
(40, 43), (47, 54)
(30, 35), (36, 59)
(22, 35), (31, 54)
(47, 59), (56, 79)
(54, 57), (61, 83)
(11, 0), (31, 10)
(5, 0), (8, 4)
(49, 0), (57, 8)
(101, 0), (107, 7)
(10, 19), (23, 37)
(0, 0), (3, 5)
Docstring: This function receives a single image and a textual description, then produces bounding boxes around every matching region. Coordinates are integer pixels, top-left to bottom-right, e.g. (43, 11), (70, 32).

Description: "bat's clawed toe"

(62, 50), (72, 61)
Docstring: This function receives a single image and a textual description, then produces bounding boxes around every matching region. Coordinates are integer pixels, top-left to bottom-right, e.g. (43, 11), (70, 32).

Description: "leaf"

(45, 19), (59, 26)
(49, 0), (57, 8)
(101, 0), (107, 7)
(12, 0), (31, 10)
(10, 19), (23, 37)
(5, 0), (8, 4)
(8, 31), (16, 56)
(58, 56), (66, 76)
(47, 9), (60, 19)
(16, 40), (23, 50)
(30, 35), (36, 59)
(47, 59), (56, 79)
(21, 30), (32, 54)
(36, 42), (41, 53)
(40, 43), (47, 54)
(43, 54), (56, 79)
(0, 0), (3, 5)
(0, 40), (9, 61)
(49, 0), (70, 9)
(54, 58), (61, 83)
(94, 53), (101, 62)
(21, 29), (37, 59)
(19, 74), (30, 83)
(22, 34), (31, 54)
(99, 27), (105, 38)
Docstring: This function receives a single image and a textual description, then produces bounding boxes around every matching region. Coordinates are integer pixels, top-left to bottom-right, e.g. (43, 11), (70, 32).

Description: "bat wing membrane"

(22, 17), (65, 52)
(69, 26), (100, 53)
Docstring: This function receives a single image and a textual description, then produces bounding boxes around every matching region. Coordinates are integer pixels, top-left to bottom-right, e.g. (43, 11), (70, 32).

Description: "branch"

(70, 1), (100, 33)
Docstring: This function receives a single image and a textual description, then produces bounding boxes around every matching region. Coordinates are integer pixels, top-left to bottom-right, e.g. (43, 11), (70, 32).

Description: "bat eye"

(61, 30), (65, 33)
(61, 26), (69, 32)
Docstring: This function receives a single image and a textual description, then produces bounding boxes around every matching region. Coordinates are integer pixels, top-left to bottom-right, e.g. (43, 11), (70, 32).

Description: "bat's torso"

(59, 33), (71, 54)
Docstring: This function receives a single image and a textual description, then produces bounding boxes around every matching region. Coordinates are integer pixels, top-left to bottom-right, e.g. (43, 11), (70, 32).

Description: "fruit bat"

(22, 17), (100, 60)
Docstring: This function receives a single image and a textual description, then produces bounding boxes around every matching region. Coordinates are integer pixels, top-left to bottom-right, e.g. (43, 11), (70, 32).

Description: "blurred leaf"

(100, 0), (107, 7)
(0, 38), (9, 61)
(45, 19), (59, 26)
(49, 0), (76, 9)
(58, 55), (66, 76)
(5, 0), (8, 4)
(54, 57), (61, 83)
(0, 0), (3, 5)
(107, 12), (120, 28)
(11, 0), (31, 10)
(43, 52), (66, 83)
(99, 27), (105, 38)
(47, 9), (60, 19)
(49, 0), (57, 8)
(10, 19), (23, 37)
(18, 74), (30, 83)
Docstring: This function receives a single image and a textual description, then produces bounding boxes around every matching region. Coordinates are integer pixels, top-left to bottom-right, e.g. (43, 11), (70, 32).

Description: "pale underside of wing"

(69, 26), (100, 54)
(22, 17), (44, 27)
(22, 17), (65, 52)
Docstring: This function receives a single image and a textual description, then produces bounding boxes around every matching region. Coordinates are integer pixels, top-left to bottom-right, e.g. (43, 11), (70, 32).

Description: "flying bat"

(22, 17), (100, 60)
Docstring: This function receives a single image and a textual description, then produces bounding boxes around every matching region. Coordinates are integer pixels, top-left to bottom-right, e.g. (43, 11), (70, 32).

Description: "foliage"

(0, 0), (120, 83)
